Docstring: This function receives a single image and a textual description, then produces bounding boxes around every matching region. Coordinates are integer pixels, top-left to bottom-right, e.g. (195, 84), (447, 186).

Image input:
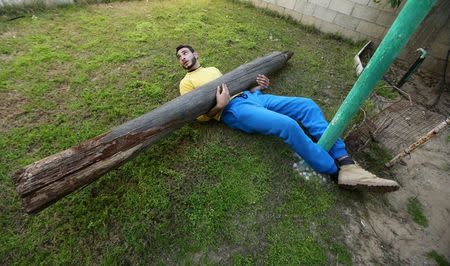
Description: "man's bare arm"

(206, 83), (230, 118)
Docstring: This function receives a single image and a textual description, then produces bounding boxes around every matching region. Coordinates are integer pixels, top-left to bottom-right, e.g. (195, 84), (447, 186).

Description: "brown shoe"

(338, 164), (400, 192)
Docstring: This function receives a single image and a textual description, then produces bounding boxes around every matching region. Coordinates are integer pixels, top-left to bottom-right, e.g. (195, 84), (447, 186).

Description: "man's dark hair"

(176, 44), (194, 55)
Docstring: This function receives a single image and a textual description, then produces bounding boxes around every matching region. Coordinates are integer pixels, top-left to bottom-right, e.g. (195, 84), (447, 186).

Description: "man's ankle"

(337, 155), (355, 166)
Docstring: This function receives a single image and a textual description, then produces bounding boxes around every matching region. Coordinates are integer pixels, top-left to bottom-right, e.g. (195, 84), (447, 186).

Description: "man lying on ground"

(176, 44), (399, 192)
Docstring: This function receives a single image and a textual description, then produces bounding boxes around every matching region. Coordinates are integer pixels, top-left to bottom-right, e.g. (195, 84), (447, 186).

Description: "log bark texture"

(12, 51), (293, 214)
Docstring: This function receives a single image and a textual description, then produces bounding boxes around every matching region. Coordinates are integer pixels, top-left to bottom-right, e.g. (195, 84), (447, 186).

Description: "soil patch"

(0, 90), (29, 133)
(0, 30), (17, 39)
(344, 63), (450, 264)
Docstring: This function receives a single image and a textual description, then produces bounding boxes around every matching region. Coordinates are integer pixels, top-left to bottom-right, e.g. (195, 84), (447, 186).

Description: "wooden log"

(12, 51), (293, 214)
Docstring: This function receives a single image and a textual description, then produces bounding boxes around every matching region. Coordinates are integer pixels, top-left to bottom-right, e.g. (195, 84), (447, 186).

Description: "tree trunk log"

(12, 51), (293, 214)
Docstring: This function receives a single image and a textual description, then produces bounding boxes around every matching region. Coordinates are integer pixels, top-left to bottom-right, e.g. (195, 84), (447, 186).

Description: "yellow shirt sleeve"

(211, 67), (222, 77)
(196, 114), (212, 122)
(179, 78), (194, 96)
(198, 67), (222, 121)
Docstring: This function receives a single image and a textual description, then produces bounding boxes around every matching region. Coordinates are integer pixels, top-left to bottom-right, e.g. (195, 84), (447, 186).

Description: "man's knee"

(303, 98), (319, 109)
(278, 117), (302, 137)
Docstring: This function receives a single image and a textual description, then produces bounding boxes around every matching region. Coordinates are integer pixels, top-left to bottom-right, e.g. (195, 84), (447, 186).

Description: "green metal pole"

(318, 0), (437, 151)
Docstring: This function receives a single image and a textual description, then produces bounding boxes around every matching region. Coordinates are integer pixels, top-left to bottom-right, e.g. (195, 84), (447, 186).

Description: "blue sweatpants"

(220, 90), (348, 175)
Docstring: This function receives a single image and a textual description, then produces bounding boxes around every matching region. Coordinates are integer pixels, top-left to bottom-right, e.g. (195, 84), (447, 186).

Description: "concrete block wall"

(250, 0), (449, 77)
(424, 22), (450, 80)
(250, 0), (398, 43)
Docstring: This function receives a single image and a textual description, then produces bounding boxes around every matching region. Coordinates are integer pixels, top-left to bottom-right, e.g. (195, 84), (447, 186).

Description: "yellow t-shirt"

(179, 67), (223, 122)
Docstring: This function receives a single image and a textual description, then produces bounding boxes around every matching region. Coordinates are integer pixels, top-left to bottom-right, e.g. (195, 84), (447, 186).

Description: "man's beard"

(185, 57), (197, 70)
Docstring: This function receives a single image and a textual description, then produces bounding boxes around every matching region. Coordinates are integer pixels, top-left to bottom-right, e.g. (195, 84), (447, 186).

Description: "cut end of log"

(283, 51), (294, 61)
(12, 168), (25, 185)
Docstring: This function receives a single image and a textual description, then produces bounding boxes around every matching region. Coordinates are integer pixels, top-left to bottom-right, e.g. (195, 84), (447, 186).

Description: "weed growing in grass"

(374, 81), (398, 100)
(407, 197), (428, 227)
(233, 254), (254, 265)
(331, 243), (353, 266)
(427, 250), (450, 266)
(357, 142), (392, 176)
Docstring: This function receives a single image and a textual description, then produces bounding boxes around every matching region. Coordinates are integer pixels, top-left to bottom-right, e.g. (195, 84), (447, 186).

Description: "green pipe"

(318, 0), (437, 151)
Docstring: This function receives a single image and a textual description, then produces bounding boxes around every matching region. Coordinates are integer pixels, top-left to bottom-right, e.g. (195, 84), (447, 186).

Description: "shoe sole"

(338, 183), (400, 193)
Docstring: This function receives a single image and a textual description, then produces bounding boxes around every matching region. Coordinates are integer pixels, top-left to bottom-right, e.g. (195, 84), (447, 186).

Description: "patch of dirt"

(0, 90), (29, 133)
(344, 129), (450, 265)
(89, 55), (152, 86)
(0, 30), (17, 39)
(0, 53), (14, 63)
(343, 64), (450, 265)
(0, 31), (16, 63)
(47, 62), (72, 83)
(1, 83), (75, 135)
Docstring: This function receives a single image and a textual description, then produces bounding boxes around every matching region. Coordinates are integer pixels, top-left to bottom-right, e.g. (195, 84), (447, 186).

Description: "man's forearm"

(206, 104), (225, 118)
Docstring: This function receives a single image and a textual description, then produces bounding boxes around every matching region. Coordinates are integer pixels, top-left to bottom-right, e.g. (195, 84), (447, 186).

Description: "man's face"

(176, 47), (198, 70)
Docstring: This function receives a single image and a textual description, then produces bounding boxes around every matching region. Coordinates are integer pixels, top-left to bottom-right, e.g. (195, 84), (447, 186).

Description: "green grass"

(355, 141), (392, 176)
(407, 197), (428, 227)
(374, 81), (398, 100)
(0, 0), (362, 263)
(427, 250), (450, 266)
